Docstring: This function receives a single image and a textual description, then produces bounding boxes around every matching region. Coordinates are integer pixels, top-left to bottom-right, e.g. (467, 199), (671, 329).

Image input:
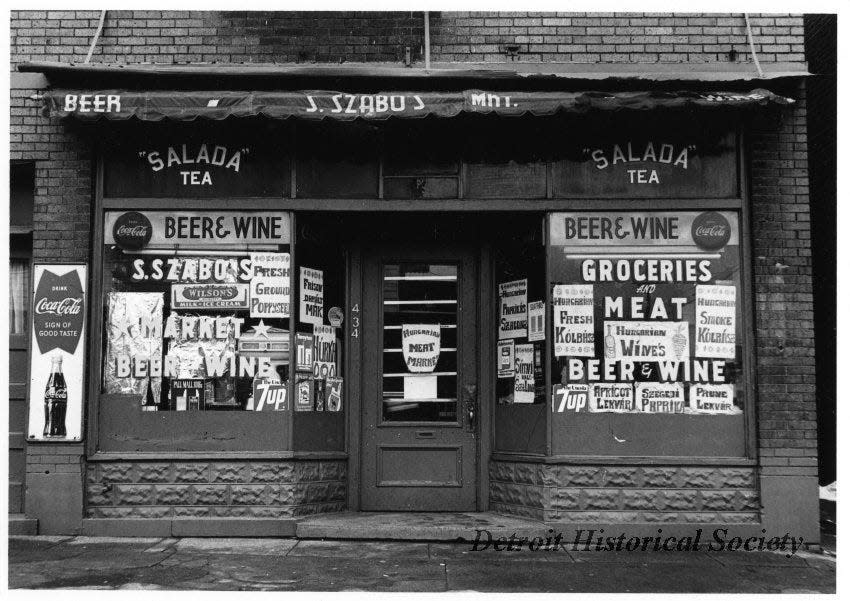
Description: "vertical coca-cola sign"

(28, 264), (87, 441)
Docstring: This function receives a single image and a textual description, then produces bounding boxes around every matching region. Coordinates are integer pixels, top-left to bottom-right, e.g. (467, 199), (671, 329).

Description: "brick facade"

(85, 460), (347, 518)
(10, 11), (804, 65)
(491, 461), (759, 523)
(10, 11), (817, 536)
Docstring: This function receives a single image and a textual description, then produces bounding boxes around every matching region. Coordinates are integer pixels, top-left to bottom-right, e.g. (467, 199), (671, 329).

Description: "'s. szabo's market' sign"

(104, 211), (291, 250)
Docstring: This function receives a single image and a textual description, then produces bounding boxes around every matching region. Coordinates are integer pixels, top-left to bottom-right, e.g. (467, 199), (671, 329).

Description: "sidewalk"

(8, 535), (836, 592)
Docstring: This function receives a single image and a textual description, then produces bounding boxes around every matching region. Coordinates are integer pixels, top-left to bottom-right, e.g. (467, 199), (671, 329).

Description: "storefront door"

(361, 245), (478, 511)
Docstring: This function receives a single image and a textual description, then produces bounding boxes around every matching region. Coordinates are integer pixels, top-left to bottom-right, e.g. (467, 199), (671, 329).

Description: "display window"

(100, 210), (292, 414)
(547, 210), (749, 456)
(495, 236), (547, 406)
(291, 216), (347, 417)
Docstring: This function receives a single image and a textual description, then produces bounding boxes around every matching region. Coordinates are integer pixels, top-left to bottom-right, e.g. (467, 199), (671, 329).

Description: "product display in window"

(494, 236), (547, 405)
(101, 210), (293, 413)
(102, 291), (164, 399)
(549, 211), (743, 415)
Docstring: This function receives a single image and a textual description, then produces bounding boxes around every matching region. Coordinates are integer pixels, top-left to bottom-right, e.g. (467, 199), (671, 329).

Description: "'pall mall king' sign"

(104, 211), (291, 250)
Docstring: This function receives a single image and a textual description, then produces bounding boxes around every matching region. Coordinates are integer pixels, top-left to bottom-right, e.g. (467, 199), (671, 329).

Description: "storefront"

(22, 68), (815, 539)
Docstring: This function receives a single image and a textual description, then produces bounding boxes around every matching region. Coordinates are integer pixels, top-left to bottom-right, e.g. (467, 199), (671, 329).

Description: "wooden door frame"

(346, 241), (493, 512)
(9, 236), (33, 514)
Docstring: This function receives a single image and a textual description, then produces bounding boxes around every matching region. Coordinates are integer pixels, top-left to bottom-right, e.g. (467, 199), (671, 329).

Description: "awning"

(42, 88), (794, 122)
(19, 60), (812, 83)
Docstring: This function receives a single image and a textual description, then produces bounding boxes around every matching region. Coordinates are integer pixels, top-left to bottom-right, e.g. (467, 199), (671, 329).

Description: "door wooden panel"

(361, 246), (478, 511)
(376, 445), (463, 487)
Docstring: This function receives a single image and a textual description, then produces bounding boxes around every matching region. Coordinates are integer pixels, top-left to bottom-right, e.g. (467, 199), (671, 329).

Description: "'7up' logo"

(251, 380), (288, 411)
(553, 384), (589, 413)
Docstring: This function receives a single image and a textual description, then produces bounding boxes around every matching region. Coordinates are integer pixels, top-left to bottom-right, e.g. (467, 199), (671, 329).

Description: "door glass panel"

(382, 263), (458, 422)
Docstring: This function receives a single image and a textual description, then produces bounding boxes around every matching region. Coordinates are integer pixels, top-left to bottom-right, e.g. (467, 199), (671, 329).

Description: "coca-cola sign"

(112, 211), (152, 250)
(32, 269), (86, 354)
(691, 211), (732, 250)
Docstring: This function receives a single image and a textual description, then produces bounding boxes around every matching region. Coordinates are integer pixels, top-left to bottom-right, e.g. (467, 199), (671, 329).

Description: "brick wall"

(10, 11), (804, 67)
(491, 461), (760, 523)
(11, 72), (92, 533)
(749, 80), (818, 479)
(85, 460), (347, 518)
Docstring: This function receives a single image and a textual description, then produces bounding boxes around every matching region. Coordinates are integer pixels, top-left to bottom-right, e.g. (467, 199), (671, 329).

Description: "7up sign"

(553, 384), (589, 413)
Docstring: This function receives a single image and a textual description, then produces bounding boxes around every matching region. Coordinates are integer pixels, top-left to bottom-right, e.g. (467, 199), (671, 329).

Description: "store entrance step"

(8, 514), (38, 535)
(295, 511), (548, 542)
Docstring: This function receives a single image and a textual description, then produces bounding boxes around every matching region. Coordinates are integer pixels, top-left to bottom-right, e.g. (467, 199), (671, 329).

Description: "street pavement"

(8, 535), (836, 592)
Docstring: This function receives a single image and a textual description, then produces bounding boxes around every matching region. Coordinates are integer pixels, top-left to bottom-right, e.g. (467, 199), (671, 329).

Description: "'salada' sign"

(554, 131), (738, 198)
(104, 211), (291, 249)
(28, 264), (87, 442)
(140, 143), (247, 186)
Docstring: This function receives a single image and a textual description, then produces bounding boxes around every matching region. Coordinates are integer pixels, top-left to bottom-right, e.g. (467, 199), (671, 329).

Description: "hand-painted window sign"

(299, 268), (324, 326)
(553, 130), (739, 198)
(498, 279), (528, 340)
(141, 143), (248, 187)
(104, 211), (291, 249)
(102, 129), (289, 198)
(144, 144), (245, 172)
(589, 141), (691, 169)
(552, 211), (737, 248)
(549, 210), (744, 416)
(402, 325), (441, 373)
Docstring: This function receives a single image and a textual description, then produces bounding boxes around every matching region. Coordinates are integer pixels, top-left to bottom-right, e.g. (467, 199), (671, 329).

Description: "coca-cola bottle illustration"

(43, 355), (68, 437)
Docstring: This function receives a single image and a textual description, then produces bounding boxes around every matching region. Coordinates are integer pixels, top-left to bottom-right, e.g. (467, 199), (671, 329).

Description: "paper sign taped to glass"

(513, 343), (535, 403)
(498, 279), (528, 340)
(695, 284), (736, 359)
(604, 320), (690, 362)
(102, 292), (164, 399)
(401, 324), (441, 373)
(553, 284), (595, 357)
(249, 252), (291, 318)
(404, 374), (437, 400)
(497, 339), (515, 378)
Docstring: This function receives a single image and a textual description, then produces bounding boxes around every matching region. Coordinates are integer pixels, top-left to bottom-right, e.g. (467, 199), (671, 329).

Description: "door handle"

(464, 384), (477, 434)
